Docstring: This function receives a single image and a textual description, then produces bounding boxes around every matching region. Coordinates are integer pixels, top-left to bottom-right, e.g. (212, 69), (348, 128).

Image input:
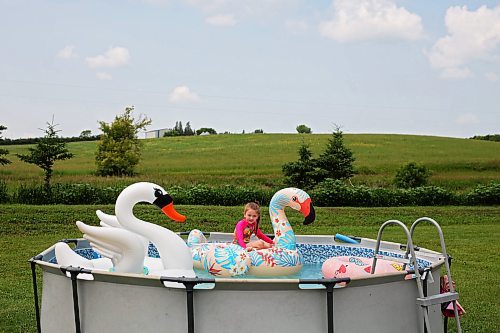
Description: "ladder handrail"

(406, 217), (462, 333)
(371, 219), (432, 333)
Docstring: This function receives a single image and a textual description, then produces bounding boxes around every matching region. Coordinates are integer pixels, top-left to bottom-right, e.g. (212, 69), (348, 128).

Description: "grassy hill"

(1, 133), (499, 191)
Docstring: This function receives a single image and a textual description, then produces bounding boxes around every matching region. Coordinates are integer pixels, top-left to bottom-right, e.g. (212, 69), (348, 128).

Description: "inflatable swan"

(188, 187), (316, 277)
(55, 182), (194, 279)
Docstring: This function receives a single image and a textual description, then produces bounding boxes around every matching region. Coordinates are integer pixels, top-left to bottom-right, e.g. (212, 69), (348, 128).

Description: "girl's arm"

(234, 220), (247, 248)
(256, 228), (273, 244)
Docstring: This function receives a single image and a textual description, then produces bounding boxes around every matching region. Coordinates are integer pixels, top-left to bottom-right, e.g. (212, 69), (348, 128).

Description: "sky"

(1, 0), (499, 139)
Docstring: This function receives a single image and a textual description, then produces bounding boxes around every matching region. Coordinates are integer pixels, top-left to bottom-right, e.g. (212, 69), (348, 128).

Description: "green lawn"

(1, 134), (499, 191)
(0, 204), (498, 332)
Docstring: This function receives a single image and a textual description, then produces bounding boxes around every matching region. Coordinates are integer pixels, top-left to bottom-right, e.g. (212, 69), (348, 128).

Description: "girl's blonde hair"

(244, 202), (261, 231)
(243, 202), (260, 216)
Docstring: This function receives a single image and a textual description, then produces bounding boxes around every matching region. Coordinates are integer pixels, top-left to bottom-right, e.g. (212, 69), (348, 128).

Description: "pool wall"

(34, 233), (445, 333)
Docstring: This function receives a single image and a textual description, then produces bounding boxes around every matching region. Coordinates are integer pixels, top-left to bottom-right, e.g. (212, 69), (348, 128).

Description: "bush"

(462, 182), (500, 205)
(296, 124), (311, 134)
(394, 162), (431, 188)
(5, 182), (499, 206)
(310, 179), (457, 207)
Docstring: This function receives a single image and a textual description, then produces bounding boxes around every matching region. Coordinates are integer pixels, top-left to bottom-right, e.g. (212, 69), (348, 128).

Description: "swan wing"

(96, 209), (121, 229)
(76, 221), (146, 274)
(96, 209), (151, 258)
(55, 242), (94, 269)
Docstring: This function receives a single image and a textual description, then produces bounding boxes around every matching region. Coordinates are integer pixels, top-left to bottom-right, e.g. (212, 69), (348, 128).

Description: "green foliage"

(95, 106), (152, 176)
(196, 127), (217, 135)
(462, 182), (500, 205)
(16, 120), (73, 188)
(315, 128), (355, 181)
(394, 162), (431, 188)
(0, 125), (10, 165)
(282, 142), (318, 189)
(0, 180), (8, 202)
(296, 124), (311, 134)
(5, 181), (499, 206)
(163, 129), (181, 137)
(470, 134), (500, 142)
(310, 179), (461, 207)
(254, 129), (264, 134)
(184, 122), (195, 136)
(79, 130), (92, 138)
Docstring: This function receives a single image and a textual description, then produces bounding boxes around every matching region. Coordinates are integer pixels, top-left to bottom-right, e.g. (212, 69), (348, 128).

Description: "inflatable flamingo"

(188, 187), (316, 277)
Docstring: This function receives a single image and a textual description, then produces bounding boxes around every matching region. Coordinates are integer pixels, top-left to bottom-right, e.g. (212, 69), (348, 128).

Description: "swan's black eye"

(292, 196), (298, 202)
(154, 188), (163, 198)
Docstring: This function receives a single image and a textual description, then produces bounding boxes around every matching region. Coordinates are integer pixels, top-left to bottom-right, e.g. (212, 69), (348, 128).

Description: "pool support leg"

(160, 276), (215, 333)
(69, 270), (82, 333)
(29, 255), (43, 333)
(185, 281), (195, 333)
(326, 283), (334, 333)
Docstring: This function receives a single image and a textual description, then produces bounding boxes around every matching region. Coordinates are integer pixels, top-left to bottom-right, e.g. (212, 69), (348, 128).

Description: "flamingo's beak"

(153, 193), (187, 223)
(300, 198), (315, 225)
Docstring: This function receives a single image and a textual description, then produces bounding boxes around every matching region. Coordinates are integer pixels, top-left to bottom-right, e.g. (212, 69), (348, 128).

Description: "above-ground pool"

(31, 232), (448, 333)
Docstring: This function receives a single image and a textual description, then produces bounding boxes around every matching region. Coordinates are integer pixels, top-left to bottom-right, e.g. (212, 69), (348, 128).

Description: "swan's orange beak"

(161, 203), (187, 223)
(153, 192), (187, 223)
(299, 198), (315, 225)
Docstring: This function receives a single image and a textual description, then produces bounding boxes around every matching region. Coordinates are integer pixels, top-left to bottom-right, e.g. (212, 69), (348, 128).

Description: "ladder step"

(374, 254), (411, 264)
(416, 292), (459, 307)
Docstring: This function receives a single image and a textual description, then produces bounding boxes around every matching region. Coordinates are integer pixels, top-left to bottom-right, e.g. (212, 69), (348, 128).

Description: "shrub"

(462, 182), (500, 205)
(296, 124), (311, 134)
(394, 162), (431, 189)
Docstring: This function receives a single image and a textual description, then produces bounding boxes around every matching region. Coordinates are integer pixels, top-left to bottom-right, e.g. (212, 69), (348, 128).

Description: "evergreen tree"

(16, 120), (73, 188)
(95, 106), (151, 176)
(184, 122), (194, 136)
(282, 142), (318, 189)
(0, 125), (11, 165)
(315, 127), (355, 181)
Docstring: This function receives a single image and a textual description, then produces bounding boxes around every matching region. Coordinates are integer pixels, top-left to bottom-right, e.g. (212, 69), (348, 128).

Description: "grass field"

(1, 133), (499, 191)
(0, 204), (498, 332)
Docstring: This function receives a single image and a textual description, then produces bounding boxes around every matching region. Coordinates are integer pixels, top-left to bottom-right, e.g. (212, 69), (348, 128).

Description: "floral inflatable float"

(188, 187), (316, 277)
(322, 256), (405, 280)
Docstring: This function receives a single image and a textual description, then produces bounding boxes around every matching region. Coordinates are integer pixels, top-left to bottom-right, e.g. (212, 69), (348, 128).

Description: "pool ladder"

(371, 217), (462, 333)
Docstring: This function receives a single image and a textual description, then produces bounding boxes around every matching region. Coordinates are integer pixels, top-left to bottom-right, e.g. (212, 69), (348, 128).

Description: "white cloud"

(427, 5), (500, 79)
(456, 113), (480, 125)
(485, 72), (498, 82)
(168, 86), (200, 103)
(206, 14), (237, 27)
(57, 45), (77, 59)
(319, 0), (424, 42)
(86, 47), (130, 69)
(96, 72), (113, 80)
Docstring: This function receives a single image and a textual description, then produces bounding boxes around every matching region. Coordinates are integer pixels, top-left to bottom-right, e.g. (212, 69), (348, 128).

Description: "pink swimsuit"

(233, 219), (273, 248)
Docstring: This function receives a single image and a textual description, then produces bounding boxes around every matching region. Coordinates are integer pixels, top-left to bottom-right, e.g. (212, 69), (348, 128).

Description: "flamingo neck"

(269, 204), (297, 251)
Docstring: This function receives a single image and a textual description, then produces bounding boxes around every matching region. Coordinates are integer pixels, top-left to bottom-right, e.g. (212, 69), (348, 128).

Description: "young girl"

(233, 202), (274, 251)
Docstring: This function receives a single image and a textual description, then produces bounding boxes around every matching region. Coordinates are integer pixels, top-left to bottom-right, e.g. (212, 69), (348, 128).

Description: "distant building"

(145, 128), (170, 138)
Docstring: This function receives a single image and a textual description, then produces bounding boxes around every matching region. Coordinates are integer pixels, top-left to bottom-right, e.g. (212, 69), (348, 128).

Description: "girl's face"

(244, 208), (259, 225)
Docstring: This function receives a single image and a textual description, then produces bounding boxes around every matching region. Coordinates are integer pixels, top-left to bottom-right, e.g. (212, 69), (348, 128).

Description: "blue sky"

(1, 0), (499, 139)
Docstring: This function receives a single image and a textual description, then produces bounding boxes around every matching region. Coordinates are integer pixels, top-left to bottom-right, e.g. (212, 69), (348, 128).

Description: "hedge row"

(1, 181), (498, 206)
